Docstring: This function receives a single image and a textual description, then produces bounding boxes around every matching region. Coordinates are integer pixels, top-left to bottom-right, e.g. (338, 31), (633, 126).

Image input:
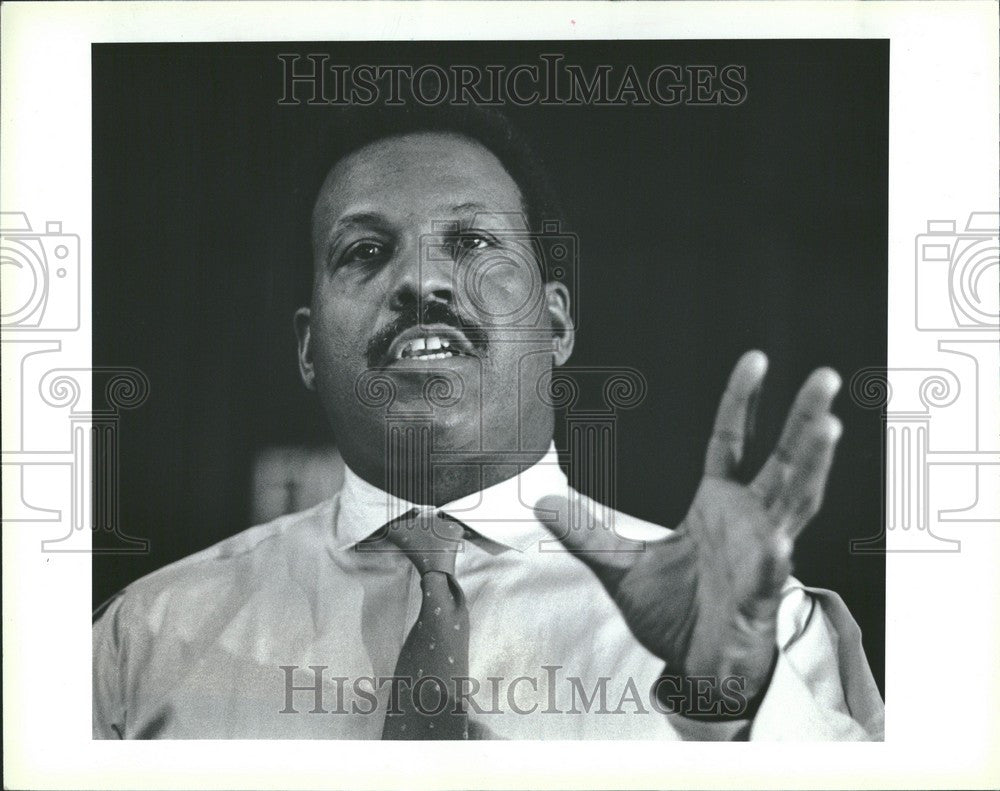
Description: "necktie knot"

(385, 510), (465, 577)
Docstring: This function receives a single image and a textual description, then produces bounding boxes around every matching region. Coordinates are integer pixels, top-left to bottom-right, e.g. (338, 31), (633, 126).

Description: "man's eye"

(342, 240), (389, 266)
(454, 233), (495, 252)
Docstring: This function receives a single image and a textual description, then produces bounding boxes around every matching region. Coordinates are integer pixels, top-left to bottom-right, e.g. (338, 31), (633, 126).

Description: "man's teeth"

(396, 336), (462, 360)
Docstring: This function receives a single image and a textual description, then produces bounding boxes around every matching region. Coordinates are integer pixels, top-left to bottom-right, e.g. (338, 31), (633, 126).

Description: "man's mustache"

(366, 301), (489, 367)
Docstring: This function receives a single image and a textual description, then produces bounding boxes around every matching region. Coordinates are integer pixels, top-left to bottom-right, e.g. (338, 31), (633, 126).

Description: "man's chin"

(363, 355), (484, 410)
(352, 361), (480, 427)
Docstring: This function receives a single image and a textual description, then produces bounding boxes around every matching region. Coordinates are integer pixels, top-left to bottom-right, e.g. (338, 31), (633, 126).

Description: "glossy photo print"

(90, 40), (887, 740)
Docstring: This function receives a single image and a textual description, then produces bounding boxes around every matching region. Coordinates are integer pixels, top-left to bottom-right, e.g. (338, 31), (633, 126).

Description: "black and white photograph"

(2, 3), (998, 789)
(91, 40), (886, 741)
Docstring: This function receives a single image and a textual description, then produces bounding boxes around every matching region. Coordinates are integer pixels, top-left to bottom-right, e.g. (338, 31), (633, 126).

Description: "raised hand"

(535, 351), (843, 711)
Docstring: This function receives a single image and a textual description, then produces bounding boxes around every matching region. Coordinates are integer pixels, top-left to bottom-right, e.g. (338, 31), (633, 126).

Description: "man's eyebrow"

(319, 211), (390, 263)
(334, 210), (389, 228)
(449, 202), (491, 214)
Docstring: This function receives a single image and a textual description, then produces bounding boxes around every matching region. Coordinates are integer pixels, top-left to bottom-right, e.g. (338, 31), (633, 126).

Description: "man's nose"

(387, 237), (455, 311)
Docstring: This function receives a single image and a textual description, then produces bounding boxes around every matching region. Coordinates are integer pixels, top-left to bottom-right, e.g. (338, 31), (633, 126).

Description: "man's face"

(295, 132), (574, 482)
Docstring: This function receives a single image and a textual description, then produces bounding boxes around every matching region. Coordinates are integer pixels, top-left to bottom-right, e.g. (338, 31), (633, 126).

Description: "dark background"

(93, 41), (888, 695)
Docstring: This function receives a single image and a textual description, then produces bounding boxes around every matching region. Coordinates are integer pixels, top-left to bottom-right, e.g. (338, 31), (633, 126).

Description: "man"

(93, 107), (884, 740)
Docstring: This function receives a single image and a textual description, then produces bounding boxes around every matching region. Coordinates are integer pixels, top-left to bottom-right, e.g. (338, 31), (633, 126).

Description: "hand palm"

(536, 352), (843, 704)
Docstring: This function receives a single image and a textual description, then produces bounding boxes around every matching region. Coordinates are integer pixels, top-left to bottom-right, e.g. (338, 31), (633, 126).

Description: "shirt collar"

(333, 443), (567, 553)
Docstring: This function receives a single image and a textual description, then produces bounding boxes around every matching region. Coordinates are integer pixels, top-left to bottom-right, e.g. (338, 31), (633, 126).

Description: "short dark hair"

(289, 105), (563, 296)
(317, 105), (561, 232)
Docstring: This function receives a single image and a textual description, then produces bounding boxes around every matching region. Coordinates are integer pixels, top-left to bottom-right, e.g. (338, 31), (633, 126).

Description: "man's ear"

(293, 307), (316, 391)
(544, 281), (575, 366)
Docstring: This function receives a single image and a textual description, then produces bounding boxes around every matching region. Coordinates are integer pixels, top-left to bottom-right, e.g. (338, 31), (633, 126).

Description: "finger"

(751, 367), (841, 506)
(534, 494), (642, 593)
(704, 350), (769, 478)
(766, 414), (842, 536)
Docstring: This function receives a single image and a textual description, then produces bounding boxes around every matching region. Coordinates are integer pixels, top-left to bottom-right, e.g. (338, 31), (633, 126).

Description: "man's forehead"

(313, 131), (526, 229)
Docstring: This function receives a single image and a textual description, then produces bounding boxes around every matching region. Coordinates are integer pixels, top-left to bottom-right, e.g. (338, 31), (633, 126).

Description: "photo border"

(2, 2), (997, 789)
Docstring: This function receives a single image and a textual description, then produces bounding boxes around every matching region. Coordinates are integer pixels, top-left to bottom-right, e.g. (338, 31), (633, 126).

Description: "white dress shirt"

(93, 445), (885, 740)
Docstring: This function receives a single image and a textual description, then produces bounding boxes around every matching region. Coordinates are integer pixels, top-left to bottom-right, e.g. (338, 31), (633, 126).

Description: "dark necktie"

(380, 509), (470, 740)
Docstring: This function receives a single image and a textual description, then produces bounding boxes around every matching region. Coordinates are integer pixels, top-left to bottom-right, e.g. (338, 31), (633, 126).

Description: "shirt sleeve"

(669, 582), (884, 741)
(92, 592), (127, 739)
(747, 583), (885, 740)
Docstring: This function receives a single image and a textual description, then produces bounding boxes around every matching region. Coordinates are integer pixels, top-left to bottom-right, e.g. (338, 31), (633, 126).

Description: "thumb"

(534, 494), (643, 591)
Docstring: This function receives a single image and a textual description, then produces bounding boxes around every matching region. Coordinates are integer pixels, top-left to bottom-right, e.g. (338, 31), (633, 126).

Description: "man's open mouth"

(386, 324), (478, 363)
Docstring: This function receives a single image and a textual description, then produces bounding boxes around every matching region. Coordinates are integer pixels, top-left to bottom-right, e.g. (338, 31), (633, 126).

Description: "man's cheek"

(313, 330), (364, 383)
(461, 260), (542, 329)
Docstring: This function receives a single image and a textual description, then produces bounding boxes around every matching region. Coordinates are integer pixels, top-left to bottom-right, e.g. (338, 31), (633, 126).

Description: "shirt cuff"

(669, 583), (884, 741)
(749, 583), (884, 740)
